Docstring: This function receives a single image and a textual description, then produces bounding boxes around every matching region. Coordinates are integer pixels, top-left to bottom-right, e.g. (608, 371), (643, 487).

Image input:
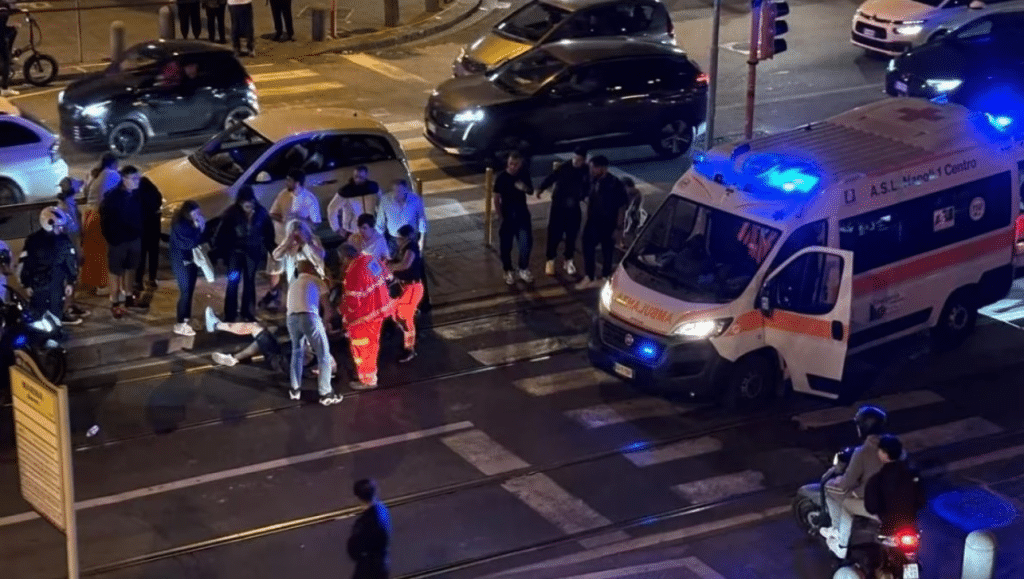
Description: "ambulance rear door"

(757, 246), (854, 399)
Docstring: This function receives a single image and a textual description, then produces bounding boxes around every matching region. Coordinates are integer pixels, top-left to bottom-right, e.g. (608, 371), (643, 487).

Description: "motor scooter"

(1, 287), (68, 394)
(792, 447), (922, 579)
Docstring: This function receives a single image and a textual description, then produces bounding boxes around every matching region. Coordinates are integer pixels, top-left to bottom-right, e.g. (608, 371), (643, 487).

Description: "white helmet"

(40, 206), (70, 233)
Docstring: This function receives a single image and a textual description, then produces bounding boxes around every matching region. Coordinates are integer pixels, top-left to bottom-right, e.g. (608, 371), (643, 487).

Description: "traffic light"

(758, 0), (789, 60)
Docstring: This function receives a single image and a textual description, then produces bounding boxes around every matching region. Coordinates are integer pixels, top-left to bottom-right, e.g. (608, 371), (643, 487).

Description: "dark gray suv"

(426, 39), (707, 165)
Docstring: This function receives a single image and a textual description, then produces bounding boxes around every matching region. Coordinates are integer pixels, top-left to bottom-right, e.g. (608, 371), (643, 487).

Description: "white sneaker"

(504, 271), (516, 285)
(319, 393), (343, 406)
(565, 260), (577, 276)
(518, 269), (533, 283)
(1, 88), (20, 97)
(173, 322), (195, 336)
(545, 260), (555, 276)
(212, 352), (238, 366)
(289, 389), (301, 401)
(205, 306), (219, 333)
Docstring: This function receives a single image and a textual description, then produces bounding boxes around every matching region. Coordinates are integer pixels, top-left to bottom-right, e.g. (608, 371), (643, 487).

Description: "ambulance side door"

(757, 246), (853, 399)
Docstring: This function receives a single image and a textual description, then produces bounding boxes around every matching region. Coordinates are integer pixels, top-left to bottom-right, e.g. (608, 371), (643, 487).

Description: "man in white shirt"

(377, 179), (427, 251)
(327, 166), (381, 240)
(285, 259), (341, 406)
(349, 213), (391, 263)
(262, 168), (322, 309)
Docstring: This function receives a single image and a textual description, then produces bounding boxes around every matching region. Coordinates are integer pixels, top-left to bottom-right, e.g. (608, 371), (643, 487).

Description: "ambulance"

(589, 98), (1024, 407)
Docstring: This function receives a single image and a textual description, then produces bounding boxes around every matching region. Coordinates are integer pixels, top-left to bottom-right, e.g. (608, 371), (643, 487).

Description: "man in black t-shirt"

(577, 155), (627, 289)
(494, 151), (535, 286)
(538, 147), (589, 277)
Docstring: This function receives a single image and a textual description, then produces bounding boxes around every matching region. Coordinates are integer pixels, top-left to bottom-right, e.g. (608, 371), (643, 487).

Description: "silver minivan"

(452, 0), (675, 77)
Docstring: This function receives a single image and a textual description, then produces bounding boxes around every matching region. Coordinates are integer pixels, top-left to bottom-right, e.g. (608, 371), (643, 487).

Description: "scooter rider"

(820, 405), (888, 559)
(865, 435), (926, 537)
(18, 207), (81, 325)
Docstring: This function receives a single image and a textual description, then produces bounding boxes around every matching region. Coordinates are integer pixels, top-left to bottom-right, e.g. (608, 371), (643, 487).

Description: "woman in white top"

(262, 168), (322, 309)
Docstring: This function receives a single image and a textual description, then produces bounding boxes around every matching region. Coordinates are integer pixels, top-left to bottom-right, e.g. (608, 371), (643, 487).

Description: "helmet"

(854, 405), (888, 439)
(0, 240), (10, 268)
(39, 206), (69, 233)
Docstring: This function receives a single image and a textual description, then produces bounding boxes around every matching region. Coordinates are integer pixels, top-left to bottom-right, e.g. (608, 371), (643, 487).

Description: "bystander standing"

(328, 166), (381, 239)
(577, 155), (627, 289)
(213, 186), (275, 322)
(494, 151), (535, 286)
(134, 175), (165, 293)
(348, 479), (391, 579)
(100, 166), (145, 318)
(538, 147), (588, 277)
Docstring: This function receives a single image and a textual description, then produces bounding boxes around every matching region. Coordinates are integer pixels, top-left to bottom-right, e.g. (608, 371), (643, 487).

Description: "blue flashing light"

(636, 341), (659, 362)
(761, 165), (819, 194)
(985, 112), (1013, 130)
(13, 334), (27, 348)
(621, 441), (652, 453)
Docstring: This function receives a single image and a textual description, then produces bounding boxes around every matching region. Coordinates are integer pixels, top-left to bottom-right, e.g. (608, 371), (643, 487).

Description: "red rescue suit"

(341, 254), (393, 386)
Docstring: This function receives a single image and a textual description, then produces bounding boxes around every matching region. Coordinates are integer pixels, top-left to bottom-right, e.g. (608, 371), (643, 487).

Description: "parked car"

(58, 40), (258, 158)
(0, 97), (68, 205)
(146, 109), (413, 242)
(427, 38), (707, 165)
(911, 0), (1024, 47)
(885, 11), (1024, 114)
(851, 0), (1008, 56)
(452, 0), (674, 77)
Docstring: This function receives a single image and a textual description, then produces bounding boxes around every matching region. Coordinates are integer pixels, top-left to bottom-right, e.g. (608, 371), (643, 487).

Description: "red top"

(341, 254), (393, 326)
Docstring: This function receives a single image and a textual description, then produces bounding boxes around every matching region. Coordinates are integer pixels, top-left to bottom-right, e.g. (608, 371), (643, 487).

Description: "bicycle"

(4, 11), (58, 87)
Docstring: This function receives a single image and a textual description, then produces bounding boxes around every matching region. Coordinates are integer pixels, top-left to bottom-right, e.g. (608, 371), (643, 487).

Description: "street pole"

(704, 0), (723, 149)
(745, 0), (762, 140)
(75, 0), (83, 63)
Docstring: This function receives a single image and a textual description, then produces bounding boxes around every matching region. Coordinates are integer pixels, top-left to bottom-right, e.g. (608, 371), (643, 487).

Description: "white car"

(0, 98), (69, 205)
(851, 0), (1018, 56)
(147, 109), (413, 240)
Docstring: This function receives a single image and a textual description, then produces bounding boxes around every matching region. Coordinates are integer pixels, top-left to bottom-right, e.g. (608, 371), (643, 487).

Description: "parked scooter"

(1, 287), (68, 389)
(792, 447), (922, 579)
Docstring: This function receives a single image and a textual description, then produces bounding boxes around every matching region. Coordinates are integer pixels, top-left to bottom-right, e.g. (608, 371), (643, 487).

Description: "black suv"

(426, 39), (707, 164)
(58, 40), (258, 157)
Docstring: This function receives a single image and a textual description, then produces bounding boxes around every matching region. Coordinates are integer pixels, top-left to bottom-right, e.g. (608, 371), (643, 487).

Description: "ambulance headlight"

(673, 318), (732, 339)
(925, 79), (962, 93)
(599, 280), (613, 312)
(895, 21), (924, 36)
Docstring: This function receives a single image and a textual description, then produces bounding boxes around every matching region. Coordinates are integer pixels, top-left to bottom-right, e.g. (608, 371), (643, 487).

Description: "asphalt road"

(3, 1), (1024, 578)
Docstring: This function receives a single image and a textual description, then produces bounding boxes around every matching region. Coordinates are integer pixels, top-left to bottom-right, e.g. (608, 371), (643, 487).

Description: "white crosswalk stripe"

(566, 398), (694, 429)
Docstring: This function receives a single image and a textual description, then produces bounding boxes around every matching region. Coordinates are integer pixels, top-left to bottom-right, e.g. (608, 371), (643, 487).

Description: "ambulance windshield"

(624, 196), (781, 304)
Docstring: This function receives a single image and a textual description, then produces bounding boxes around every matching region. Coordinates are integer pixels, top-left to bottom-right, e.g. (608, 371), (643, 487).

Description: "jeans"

(499, 216), (532, 272)
(135, 233), (160, 289)
(171, 256), (198, 323)
(269, 0), (293, 36)
(229, 3), (254, 52)
(224, 252), (258, 322)
(545, 205), (581, 261)
(582, 223), (615, 280)
(287, 312), (333, 397)
(176, 1), (202, 38)
(206, 4), (226, 41)
(825, 487), (872, 550)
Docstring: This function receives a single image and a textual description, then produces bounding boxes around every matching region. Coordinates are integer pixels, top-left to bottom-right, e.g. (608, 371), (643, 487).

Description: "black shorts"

(108, 239), (141, 275)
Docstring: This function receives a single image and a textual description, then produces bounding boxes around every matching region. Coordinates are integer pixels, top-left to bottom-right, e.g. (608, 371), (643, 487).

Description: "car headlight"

(81, 102), (109, 118)
(925, 79), (962, 92)
(600, 280), (613, 311)
(672, 318), (732, 339)
(453, 109), (485, 123)
(887, 58), (896, 72)
(895, 21), (924, 35)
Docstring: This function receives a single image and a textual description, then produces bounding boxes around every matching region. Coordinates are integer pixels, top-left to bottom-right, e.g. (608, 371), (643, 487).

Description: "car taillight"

(696, 73), (709, 85)
(896, 530), (919, 552)
(246, 76), (256, 92)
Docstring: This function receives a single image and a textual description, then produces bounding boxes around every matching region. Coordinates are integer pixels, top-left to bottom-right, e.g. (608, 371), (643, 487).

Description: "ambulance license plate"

(903, 563), (920, 579)
(426, 121), (438, 134)
(895, 81), (908, 94)
(613, 362), (634, 379)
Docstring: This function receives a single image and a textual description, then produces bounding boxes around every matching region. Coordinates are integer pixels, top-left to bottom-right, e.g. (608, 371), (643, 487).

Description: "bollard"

(414, 178), (423, 196)
(110, 21), (126, 65)
(384, 0), (400, 27)
(425, 0), (440, 12)
(962, 530), (996, 579)
(310, 5), (327, 41)
(483, 167), (494, 248)
(158, 6), (175, 40)
(831, 566), (864, 579)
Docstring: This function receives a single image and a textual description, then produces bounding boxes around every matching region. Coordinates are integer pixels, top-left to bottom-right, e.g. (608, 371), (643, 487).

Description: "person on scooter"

(820, 405), (888, 559)
(865, 435), (926, 537)
(18, 207), (81, 325)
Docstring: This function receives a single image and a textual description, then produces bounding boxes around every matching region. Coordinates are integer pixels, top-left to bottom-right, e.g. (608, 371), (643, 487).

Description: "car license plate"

(613, 362), (634, 379)
(868, 29), (881, 38)
(903, 563), (920, 579)
(895, 81), (908, 94)
(426, 120), (437, 134)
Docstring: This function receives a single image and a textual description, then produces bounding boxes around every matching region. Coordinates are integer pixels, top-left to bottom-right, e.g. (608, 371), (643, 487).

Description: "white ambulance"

(589, 98), (1024, 407)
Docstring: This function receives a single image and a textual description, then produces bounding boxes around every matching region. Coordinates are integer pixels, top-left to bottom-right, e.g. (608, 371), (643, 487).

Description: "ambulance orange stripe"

(851, 229), (1010, 295)
(730, 309), (840, 341)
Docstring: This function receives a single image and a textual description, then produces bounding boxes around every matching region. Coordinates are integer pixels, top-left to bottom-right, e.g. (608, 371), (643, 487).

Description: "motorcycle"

(1, 287), (68, 390)
(792, 447), (922, 579)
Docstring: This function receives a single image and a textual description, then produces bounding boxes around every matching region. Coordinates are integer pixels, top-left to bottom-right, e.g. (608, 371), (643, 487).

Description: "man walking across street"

(100, 166), (145, 318)
(338, 243), (393, 391)
(328, 166), (381, 240)
(577, 155), (627, 289)
(494, 151), (535, 286)
(18, 207), (81, 325)
(538, 147), (588, 277)
(348, 479), (391, 579)
(269, 0), (293, 41)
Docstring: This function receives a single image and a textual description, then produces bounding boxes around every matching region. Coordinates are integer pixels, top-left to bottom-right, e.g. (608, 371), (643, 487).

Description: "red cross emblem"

(896, 107), (944, 122)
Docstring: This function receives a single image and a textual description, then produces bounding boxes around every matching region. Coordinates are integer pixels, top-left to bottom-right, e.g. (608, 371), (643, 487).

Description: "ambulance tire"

(721, 352), (777, 409)
(931, 287), (978, 352)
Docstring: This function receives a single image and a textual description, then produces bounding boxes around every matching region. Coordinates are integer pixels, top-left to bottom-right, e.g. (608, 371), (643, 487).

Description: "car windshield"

(623, 196), (781, 304)
(495, 1), (571, 42)
(110, 48), (163, 74)
(492, 49), (567, 95)
(189, 122), (273, 185)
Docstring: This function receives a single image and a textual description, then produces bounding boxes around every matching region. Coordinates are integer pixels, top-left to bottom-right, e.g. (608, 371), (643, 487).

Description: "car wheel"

(224, 105), (256, 130)
(931, 287), (978, 352)
(107, 121), (146, 158)
(0, 179), (24, 205)
(651, 119), (693, 159)
(23, 54), (58, 87)
(720, 352), (777, 410)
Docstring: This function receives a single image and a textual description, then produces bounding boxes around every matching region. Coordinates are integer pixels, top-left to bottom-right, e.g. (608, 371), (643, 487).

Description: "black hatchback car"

(426, 38), (708, 164)
(58, 40), (258, 157)
(885, 12), (1024, 114)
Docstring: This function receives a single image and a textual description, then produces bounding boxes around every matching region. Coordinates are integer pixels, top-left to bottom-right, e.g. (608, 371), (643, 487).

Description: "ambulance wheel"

(931, 287), (977, 352)
(721, 352), (776, 409)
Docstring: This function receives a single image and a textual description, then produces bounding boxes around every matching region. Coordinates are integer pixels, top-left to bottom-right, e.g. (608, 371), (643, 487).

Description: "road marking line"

(682, 557), (729, 579)
(419, 177), (477, 195)
(441, 430), (529, 476)
(424, 189), (546, 220)
(468, 334), (589, 366)
(383, 119), (423, 133)
(399, 136), (432, 151)
(408, 156), (450, 173)
(925, 443), (1024, 477)
(0, 421), (475, 528)
(432, 312), (531, 340)
(719, 83), (883, 111)
(546, 556), (718, 579)
(673, 470), (765, 504)
(501, 473), (626, 548)
(794, 390), (945, 429)
(258, 82), (344, 97)
(342, 54), (428, 83)
(566, 398), (690, 429)
(65, 324), (172, 349)
(434, 286), (569, 317)
(980, 298), (1024, 323)
(900, 417), (1003, 453)
(250, 69), (319, 82)
(625, 436), (723, 468)
(514, 368), (610, 397)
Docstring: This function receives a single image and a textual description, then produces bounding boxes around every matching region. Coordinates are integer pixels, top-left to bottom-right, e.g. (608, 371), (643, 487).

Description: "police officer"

(18, 207), (81, 324)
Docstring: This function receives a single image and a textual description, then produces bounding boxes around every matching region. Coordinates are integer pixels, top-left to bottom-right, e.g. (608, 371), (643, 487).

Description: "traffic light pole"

(745, 0), (762, 140)
(704, 0), (724, 149)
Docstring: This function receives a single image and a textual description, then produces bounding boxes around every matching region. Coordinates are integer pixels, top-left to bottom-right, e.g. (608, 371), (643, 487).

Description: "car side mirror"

(255, 171), (272, 183)
(930, 29), (949, 41)
(969, 0), (985, 8)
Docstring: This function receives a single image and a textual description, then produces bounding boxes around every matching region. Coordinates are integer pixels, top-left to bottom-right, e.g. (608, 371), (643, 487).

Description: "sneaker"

(349, 380), (378, 391)
(565, 260), (577, 276)
(212, 352), (238, 366)
(319, 393), (343, 406)
(545, 260), (555, 276)
(518, 269), (533, 283)
(399, 349), (417, 363)
(173, 323), (195, 336)
(289, 388), (301, 401)
(205, 307), (220, 333)
(0, 88), (19, 97)
(504, 271), (516, 286)
(61, 313), (83, 326)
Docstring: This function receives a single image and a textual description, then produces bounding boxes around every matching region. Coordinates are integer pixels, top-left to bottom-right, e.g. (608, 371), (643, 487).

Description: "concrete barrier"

(963, 530), (996, 579)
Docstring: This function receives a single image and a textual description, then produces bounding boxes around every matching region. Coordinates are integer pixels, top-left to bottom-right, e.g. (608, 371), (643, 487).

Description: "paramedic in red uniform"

(339, 242), (393, 390)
